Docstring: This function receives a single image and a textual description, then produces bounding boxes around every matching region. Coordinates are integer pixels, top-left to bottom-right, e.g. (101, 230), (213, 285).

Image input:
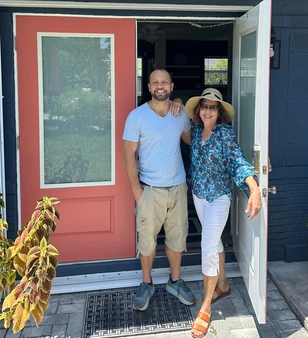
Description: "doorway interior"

(136, 20), (234, 257)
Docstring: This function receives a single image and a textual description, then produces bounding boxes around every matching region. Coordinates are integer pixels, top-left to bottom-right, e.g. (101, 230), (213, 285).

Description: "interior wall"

(268, 0), (308, 262)
(137, 25), (231, 104)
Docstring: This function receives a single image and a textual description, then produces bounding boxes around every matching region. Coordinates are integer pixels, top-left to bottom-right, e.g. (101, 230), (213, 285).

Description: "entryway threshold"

(51, 262), (240, 295)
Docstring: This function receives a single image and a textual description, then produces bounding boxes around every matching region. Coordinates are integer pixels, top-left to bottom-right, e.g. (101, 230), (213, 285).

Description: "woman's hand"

(245, 189), (261, 220)
(170, 98), (183, 116)
(245, 176), (261, 220)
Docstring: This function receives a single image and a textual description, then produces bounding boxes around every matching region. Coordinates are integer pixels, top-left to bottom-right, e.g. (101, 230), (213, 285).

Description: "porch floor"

(1, 262), (307, 338)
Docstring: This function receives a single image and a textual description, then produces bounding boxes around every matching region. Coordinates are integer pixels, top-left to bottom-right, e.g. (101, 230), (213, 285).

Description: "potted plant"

(0, 193), (60, 333)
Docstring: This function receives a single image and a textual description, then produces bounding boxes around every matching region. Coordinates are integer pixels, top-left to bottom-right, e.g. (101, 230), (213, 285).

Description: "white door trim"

(1, 1), (253, 13)
(0, 37), (6, 223)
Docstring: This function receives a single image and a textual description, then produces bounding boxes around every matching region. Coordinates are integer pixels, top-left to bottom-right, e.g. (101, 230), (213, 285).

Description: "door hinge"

(16, 135), (19, 150)
(14, 36), (17, 51)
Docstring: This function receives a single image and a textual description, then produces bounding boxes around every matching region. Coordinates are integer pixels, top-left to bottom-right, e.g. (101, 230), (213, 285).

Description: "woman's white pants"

(193, 194), (231, 276)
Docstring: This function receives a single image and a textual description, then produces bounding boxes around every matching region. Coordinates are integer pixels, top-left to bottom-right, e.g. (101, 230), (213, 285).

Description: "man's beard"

(151, 90), (171, 101)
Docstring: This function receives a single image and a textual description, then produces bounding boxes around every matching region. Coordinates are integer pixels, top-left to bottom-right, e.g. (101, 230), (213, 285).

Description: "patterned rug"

(83, 286), (193, 337)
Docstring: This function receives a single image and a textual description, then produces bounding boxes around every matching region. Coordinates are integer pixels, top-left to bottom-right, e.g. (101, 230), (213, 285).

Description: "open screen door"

(15, 15), (136, 263)
(232, 0), (272, 324)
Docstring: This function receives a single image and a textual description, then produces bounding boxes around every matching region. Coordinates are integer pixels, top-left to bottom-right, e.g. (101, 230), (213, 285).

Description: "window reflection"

(41, 35), (113, 186)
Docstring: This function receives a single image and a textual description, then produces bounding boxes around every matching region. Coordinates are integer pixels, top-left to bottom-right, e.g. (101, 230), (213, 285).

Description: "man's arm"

(123, 140), (143, 202)
(181, 129), (191, 145)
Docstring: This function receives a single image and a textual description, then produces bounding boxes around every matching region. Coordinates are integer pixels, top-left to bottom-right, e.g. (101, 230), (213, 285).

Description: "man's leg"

(165, 245), (196, 305)
(133, 250), (156, 311)
(164, 183), (195, 305)
(140, 250), (156, 283)
(165, 245), (182, 281)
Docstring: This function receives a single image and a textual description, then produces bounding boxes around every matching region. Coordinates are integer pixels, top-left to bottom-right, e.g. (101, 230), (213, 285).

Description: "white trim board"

(51, 262), (241, 294)
(13, 13), (239, 22)
(0, 38), (6, 223)
(0, 1), (253, 12)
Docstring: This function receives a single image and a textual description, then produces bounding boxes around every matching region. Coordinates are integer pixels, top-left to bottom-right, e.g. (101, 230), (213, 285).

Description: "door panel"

(232, 0), (271, 324)
(16, 15), (136, 263)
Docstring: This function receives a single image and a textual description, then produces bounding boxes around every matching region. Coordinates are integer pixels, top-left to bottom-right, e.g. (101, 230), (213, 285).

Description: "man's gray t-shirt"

(123, 102), (191, 187)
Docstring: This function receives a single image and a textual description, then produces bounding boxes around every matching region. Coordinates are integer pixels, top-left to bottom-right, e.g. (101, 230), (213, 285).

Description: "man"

(123, 69), (195, 311)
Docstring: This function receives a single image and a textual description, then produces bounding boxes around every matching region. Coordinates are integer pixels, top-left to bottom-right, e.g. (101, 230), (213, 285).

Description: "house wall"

(1, 0), (308, 263)
(269, 0), (308, 261)
(0, 12), (17, 239)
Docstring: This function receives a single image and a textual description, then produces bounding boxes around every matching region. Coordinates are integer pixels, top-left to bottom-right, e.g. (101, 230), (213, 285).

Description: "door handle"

(268, 186), (276, 194)
(262, 186), (277, 197)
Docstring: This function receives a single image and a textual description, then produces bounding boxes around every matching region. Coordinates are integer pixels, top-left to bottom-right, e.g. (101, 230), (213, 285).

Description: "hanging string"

(189, 21), (235, 29)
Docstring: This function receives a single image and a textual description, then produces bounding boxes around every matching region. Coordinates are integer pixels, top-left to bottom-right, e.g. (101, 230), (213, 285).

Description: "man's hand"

(170, 98), (183, 116)
(133, 185), (144, 203)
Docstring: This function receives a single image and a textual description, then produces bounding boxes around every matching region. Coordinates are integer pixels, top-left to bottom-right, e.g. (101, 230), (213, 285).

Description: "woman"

(184, 88), (261, 338)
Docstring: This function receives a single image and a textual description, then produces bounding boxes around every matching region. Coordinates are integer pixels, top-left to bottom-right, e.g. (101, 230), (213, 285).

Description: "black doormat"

(83, 286), (193, 337)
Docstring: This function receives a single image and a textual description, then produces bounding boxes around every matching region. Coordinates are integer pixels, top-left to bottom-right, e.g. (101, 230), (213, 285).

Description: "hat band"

(203, 92), (222, 101)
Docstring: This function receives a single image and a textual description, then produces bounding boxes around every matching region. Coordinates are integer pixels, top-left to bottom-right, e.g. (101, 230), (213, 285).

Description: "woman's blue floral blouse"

(189, 123), (255, 202)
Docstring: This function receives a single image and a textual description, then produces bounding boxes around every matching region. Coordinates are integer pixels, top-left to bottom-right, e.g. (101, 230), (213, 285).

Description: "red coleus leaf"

(49, 197), (60, 205)
(31, 210), (42, 224)
(55, 210), (60, 220)
(30, 277), (40, 293)
(36, 268), (45, 280)
(20, 229), (29, 244)
(39, 237), (47, 248)
(39, 290), (50, 304)
(14, 236), (21, 246)
(28, 247), (41, 256)
(19, 277), (30, 293)
(26, 254), (40, 270)
(16, 291), (25, 302)
(45, 209), (54, 220)
(46, 267), (56, 281)
(35, 200), (45, 211)
(29, 290), (40, 305)
(48, 256), (58, 268)
(46, 245), (59, 256)
(39, 257), (47, 269)
(42, 279), (52, 293)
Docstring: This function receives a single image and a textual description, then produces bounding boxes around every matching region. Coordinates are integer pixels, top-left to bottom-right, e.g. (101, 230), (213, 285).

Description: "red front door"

(16, 15), (136, 263)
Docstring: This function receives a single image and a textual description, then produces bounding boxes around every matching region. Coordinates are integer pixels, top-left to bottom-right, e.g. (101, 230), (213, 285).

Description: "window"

(39, 34), (114, 187)
(204, 58), (228, 86)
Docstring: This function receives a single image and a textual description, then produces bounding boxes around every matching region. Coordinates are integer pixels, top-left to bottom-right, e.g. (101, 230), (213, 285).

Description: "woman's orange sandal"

(191, 311), (211, 338)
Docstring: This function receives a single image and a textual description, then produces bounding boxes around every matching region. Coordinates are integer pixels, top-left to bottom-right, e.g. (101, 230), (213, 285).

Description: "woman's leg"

(211, 251), (230, 302)
(191, 195), (230, 337)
